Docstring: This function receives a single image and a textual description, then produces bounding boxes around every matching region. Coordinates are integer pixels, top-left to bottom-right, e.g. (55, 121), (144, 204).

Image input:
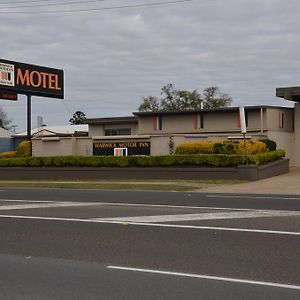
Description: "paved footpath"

(199, 167), (300, 195)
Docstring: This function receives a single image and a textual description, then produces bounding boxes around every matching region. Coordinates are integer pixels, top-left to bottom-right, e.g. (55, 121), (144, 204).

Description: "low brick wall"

(0, 159), (289, 181)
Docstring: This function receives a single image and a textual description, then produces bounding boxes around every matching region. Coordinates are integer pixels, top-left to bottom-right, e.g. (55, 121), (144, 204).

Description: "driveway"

(199, 167), (300, 195)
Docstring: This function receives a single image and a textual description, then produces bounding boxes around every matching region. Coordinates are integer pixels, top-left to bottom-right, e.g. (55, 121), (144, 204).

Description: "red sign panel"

(0, 90), (18, 101)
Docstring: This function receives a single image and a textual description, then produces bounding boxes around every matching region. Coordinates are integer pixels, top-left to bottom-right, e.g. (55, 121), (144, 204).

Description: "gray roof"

(85, 116), (138, 125)
(0, 127), (12, 138)
(15, 125), (88, 136)
(133, 105), (293, 116)
(276, 86), (300, 102)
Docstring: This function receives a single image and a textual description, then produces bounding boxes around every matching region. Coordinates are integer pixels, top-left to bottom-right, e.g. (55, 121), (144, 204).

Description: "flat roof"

(85, 116), (138, 125)
(276, 86), (300, 102)
(133, 105), (293, 116)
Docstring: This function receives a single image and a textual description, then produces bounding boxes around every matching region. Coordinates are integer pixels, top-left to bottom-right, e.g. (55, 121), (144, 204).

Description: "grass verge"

(0, 179), (243, 191)
(0, 182), (200, 191)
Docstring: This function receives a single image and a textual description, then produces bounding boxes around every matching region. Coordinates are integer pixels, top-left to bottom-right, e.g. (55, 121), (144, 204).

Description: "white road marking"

(206, 195), (300, 200)
(0, 202), (98, 211)
(0, 214), (300, 236)
(0, 199), (254, 211)
(107, 266), (300, 291)
(93, 210), (300, 223)
(0, 199), (55, 203)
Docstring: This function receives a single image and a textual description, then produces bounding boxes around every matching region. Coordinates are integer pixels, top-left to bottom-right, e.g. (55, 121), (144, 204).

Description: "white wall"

(32, 137), (93, 156)
(268, 131), (295, 166)
(294, 103), (300, 167)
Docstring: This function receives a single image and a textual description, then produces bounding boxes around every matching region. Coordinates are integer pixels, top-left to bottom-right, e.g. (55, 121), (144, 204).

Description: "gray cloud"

(0, 0), (299, 131)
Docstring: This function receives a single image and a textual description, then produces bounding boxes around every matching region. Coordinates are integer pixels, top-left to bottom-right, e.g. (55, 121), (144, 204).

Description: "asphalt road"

(0, 188), (300, 299)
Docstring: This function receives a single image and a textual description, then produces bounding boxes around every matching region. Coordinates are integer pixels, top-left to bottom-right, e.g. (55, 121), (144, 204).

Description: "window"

(153, 115), (162, 130)
(194, 113), (204, 129)
(278, 112), (284, 128)
(114, 148), (128, 156)
(105, 128), (131, 136)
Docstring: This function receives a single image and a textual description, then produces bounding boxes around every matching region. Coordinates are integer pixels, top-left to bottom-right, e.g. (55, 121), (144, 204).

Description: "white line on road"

(93, 210), (300, 223)
(0, 214), (300, 236)
(206, 195), (300, 200)
(0, 202), (98, 211)
(107, 266), (300, 291)
(0, 199), (257, 212)
(0, 199), (55, 203)
(3, 199), (300, 215)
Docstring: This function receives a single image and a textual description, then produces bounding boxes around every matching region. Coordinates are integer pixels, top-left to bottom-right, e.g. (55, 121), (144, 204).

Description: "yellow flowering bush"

(175, 140), (267, 155)
(175, 142), (215, 154)
(0, 151), (16, 158)
(236, 141), (267, 155)
(16, 141), (32, 157)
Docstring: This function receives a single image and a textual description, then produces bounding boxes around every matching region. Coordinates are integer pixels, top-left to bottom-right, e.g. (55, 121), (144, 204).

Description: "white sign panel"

(239, 107), (247, 134)
(0, 62), (14, 87)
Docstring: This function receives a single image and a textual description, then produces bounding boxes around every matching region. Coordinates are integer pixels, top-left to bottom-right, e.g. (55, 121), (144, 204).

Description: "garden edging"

(0, 158), (289, 181)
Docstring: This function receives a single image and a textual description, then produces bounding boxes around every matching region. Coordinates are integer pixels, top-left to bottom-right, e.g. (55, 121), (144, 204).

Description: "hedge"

(0, 150), (285, 167)
(175, 140), (267, 155)
(259, 139), (277, 151)
(0, 151), (17, 158)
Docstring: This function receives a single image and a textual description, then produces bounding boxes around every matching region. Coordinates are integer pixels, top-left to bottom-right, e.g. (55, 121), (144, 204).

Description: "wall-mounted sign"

(0, 58), (64, 99)
(93, 141), (151, 156)
(0, 90), (18, 101)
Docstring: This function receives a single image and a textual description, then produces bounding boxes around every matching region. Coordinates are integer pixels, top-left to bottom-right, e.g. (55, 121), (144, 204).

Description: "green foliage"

(16, 141), (32, 157)
(202, 86), (232, 109)
(0, 106), (13, 130)
(160, 84), (202, 111)
(138, 84), (231, 112)
(175, 141), (267, 155)
(259, 139), (277, 151)
(0, 151), (285, 168)
(69, 111), (87, 125)
(213, 142), (236, 155)
(138, 96), (161, 112)
(247, 150), (285, 165)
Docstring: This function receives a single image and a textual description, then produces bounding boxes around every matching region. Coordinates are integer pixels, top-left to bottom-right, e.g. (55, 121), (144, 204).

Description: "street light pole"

(27, 94), (31, 140)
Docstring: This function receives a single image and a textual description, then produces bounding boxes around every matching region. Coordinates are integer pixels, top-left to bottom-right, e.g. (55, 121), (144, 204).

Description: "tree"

(0, 106), (13, 130)
(202, 86), (232, 109)
(160, 84), (202, 111)
(138, 84), (231, 112)
(69, 111), (87, 125)
(138, 96), (161, 112)
(138, 84), (202, 112)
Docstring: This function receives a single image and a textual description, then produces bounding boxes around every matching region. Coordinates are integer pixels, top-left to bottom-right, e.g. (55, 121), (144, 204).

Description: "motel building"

(31, 86), (300, 167)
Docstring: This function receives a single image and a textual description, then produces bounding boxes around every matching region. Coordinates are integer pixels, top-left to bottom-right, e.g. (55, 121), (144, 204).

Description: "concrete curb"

(0, 159), (289, 181)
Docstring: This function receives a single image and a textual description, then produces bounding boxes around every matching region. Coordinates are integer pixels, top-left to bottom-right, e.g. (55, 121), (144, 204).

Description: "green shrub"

(16, 141), (32, 157)
(248, 150), (285, 165)
(259, 139), (277, 151)
(213, 141), (238, 155)
(0, 151), (285, 168)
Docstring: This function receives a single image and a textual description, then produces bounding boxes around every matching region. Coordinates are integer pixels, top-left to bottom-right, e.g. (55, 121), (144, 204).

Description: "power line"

(0, 0), (52, 5)
(0, 0), (192, 14)
(0, 0), (110, 10)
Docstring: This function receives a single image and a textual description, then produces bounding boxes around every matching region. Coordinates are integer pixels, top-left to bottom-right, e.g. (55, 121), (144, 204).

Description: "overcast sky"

(0, 0), (299, 132)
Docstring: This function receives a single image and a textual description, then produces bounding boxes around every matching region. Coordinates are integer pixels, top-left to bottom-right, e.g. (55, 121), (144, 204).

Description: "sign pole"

(27, 94), (31, 140)
(239, 107), (248, 165)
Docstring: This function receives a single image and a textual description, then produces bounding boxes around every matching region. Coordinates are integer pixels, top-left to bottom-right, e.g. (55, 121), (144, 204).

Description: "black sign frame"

(0, 58), (64, 99)
(93, 141), (151, 156)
